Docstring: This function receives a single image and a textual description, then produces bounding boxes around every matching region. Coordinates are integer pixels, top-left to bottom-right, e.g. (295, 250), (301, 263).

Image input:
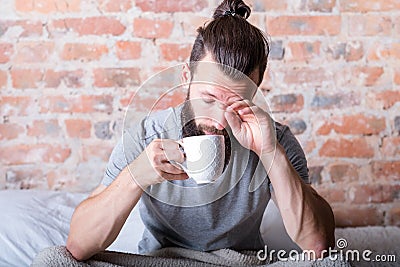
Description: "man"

(66, 0), (335, 261)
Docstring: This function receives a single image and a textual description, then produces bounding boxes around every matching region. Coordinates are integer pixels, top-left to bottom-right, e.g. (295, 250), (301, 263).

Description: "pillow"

(260, 200), (301, 252)
(0, 190), (86, 267)
(107, 201), (145, 253)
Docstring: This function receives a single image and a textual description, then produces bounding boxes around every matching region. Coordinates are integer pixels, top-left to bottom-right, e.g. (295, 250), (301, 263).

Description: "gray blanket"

(32, 246), (352, 267)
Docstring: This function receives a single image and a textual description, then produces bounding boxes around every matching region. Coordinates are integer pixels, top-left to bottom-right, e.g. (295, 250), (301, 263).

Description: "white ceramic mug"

(171, 135), (225, 184)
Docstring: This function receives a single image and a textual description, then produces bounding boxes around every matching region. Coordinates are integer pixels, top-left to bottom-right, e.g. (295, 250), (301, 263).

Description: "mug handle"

(169, 140), (187, 172)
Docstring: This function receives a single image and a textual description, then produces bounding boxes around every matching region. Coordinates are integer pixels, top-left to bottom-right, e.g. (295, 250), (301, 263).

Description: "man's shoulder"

(273, 120), (290, 141)
(125, 106), (182, 141)
(273, 120), (302, 149)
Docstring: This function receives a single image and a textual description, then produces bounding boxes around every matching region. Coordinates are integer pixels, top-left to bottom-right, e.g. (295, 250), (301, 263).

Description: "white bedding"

(0, 189), (298, 267)
(0, 190), (86, 266)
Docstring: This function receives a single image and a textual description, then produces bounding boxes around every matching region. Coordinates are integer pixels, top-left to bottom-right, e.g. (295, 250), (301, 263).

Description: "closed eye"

(203, 98), (215, 104)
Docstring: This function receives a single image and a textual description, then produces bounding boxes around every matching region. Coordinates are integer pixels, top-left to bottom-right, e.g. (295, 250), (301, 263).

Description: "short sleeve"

(101, 122), (147, 187)
(270, 123), (310, 191)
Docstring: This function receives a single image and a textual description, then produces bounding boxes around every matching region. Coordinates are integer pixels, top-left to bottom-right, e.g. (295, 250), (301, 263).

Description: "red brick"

(284, 67), (327, 85)
(133, 18), (173, 39)
(246, 0), (288, 11)
(61, 43), (108, 61)
(0, 96), (33, 116)
(159, 43), (192, 61)
(82, 143), (113, 162)
(119, 91), (134, 107)
(142, 66), (185, 89)
(333, 205), (384, 227)
(348, 184), (399, 204)
(287, 41), (320, 61)
(317, 114), (385, 135)
(319, 138), (374, 158)
(264, 0), (288, 10)
(93, 68), (140, 88)
(395, 117), (400, 133)
(44, 69), (83, 88)
(266, 16), (341, 36)
(14, 42), (54, 63)
(46, 172), (57, 190)
(303, 140), (316, 154)
(0, 43), (13, 63)
(97, 0), (132, 12)
(39, 95), (113, 113)
(368, 90), (400, 110)
(340, 0), (400, 12)
(65, 119), (91, 138)
(27, 120), (60, 137)
(11, 69), (44, 89)
(395, 69), (400, 85)
(0, 123), (24, 140)
(311, 92), (360, 109)
(5, 168), (45, 189)
(51, 17), (125, 36)
(344, 41), (364, 61)
(15, 0), (80, 13)
(45, 168), (66, 189)
(368, 43), (400, 61)
(388, 205), (400, 226)
(127, 89), (186, 112)
(0, 144), (71, 165)
(260, 70), (273, 94)
(284, 118), (307, 135)
(308, 166), (323, 184)
(270, 94), (304, 113)
(308, 0), (336, 12)
(152, 89), (186, 110)
(135, 0), (208, 12)
(395, 16), (400, 37)
(348, 15), (391, 37)
(0, 20), (43, 38)
(352, 66), (384, 87)
(372, 161), (400, 181)
(247, 13), (265, 30)
(381, 137), (400, 157)
(268, 40), (284, 60)
(116, 41), (141, 60)
(326, 41), (364, 61)
(180, 15), (210, 37)
(316, 186), (346, 203)
(329, 163), (359, 183)
(0, 70), (6, 89)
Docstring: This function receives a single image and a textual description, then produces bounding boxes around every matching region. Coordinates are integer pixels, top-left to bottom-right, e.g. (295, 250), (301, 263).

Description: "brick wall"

(0, 0), (399, 227)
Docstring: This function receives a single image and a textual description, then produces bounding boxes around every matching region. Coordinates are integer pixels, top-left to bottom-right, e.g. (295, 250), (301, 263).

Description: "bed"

(1, 190), (399, 266)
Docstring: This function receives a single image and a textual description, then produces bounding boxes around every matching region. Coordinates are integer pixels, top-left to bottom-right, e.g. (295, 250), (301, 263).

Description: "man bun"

(212, 0), (251, 20)
(189, 0), (268, 85)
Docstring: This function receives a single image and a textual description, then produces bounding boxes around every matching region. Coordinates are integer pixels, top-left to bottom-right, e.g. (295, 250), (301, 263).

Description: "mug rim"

(181, 134), (224, 142)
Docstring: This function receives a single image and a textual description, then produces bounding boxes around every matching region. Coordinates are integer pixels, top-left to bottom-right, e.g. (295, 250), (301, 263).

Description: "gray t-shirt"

(102, 105), (309, 253)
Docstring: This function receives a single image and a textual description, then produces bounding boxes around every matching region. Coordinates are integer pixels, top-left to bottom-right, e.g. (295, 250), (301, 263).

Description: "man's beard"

(180, 100), (231, 170)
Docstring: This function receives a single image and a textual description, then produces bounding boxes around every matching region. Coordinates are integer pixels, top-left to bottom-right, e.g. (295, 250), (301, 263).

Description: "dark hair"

(189, 0), (269, 85)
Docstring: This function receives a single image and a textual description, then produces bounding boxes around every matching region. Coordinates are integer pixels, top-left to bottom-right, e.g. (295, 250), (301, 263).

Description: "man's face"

(185, 58), (259, 135)
(180, 59), (259, 169)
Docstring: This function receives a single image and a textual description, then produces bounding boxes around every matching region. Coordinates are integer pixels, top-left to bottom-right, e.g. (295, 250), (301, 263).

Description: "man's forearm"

(67, 167), (143, 261)
(260, 144), (335, 256)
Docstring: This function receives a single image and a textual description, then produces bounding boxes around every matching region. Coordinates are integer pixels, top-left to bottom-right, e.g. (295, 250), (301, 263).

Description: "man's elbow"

(303, 228), (336, 259)
(66, 236), (91, 261)
(297, 220), (336, 259)
(308, 239), (332, 259)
